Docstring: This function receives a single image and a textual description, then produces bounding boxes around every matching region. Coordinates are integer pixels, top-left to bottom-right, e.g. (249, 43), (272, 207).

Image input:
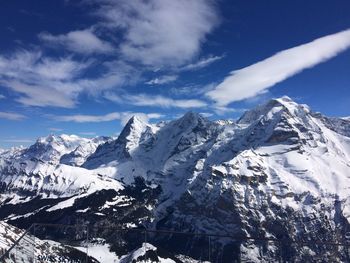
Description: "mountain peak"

(24, 134), (89, 163)
(176, 111), (207, 128)
(118, 115), (147, 142)
(275, 95), (293, 103)
(238, 96), (310, 125)
(127, 114), (146, 124)
(182, 111), (200, 119)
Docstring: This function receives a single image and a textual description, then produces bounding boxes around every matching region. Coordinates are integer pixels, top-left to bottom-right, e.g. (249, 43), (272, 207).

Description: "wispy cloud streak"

(39, 29), (114, 54)
(0, 111), (26, 121)
(207, 29), (350, 106)
(55, 111), (164, 123)
(145, 75), (178, 85)
(181, 55), (224, 71)
(106, 93), (207, 109)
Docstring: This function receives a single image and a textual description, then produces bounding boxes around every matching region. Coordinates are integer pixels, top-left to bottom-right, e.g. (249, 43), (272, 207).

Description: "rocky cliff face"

(1, 97), (350, 262)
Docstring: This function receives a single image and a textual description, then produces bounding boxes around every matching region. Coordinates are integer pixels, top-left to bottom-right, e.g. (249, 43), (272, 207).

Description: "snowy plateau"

(1, 96), (350, 262)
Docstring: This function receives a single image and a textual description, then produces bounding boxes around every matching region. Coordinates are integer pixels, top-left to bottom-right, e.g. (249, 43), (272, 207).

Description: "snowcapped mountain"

(1, 96), (350, 262)
(21, 134), (107, 164)
(0, 134), (118, 205)
(60, 136), (111, 166)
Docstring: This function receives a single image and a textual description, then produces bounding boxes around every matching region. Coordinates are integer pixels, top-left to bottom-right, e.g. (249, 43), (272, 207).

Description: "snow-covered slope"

(83, 116), (162, 169)
(60, 136), (111, 166)
(1, 96), (350, 262)
(0, 134), (121, 205)
(21, 134), (90, 164)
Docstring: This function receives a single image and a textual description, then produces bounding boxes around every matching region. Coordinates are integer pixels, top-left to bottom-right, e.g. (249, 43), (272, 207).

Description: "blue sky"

(0, 0), (349, 148)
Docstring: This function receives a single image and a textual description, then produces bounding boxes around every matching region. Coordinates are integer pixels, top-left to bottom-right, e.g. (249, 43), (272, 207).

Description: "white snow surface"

(119, 243), (176, 263)
(75, 240), (119, 263)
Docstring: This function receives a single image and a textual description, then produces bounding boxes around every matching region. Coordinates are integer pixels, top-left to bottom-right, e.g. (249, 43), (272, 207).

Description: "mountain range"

(1, 96), (350, 262)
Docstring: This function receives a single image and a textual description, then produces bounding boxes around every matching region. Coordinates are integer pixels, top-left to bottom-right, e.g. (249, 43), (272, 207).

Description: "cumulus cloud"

(39, 29), (114, 54)
(207, 29), (350, 106)
(0, 111), (26, 121)
(55, 111), (164, 123)
(145, 75), (178, 85)
(93, 0), (219, 67)
(106, 93), (207, 109)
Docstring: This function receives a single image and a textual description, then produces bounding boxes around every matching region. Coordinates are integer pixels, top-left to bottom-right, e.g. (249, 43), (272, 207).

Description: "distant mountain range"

(1, 96), (350, 262)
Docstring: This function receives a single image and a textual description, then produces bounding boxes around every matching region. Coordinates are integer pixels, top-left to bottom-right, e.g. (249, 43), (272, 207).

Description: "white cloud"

(0, 50), (133, 108)
(0, 111), (26, 121)
(107, 93), (207, 109)
(4, 80), (77, 108)
(199, 112), (213, 118)
(0, 50), (88, 107)
(147, 113), (164, 119)
(170, 83), (215, 96)
(0, 50), (86, 82)
(39, 29), (114, 54)
(48, 127), (63, 132)
(93, 0), (219, 67)
(0, 1), (219, 110)
(145, 75), (178, 85)
(2, 139), (33, 143)
(57, 112), (121, 123)
(79, 132), (97, 136)
(55, 111), (164, 123)
(181, 55), (224, 71)
(207, 29), (350, 106)
(0, 94), (5, 99)
(34, 57), (88, 80)
(119, 112), (165, 126)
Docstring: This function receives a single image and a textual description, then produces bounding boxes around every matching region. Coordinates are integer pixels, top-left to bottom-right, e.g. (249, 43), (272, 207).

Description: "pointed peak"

(127, 114), (145, 123)
(117, 115), (148, 143)
(123, 114), (149, 128)
(123, 115), (147, 130)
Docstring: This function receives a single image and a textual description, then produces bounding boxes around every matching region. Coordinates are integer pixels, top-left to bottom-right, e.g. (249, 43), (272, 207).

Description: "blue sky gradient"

(0, 0), (349, 148)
